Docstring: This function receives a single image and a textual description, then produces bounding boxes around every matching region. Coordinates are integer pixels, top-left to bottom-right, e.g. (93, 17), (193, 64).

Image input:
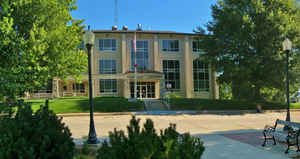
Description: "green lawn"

(26, 96), (144, 114)
(169, 98), (300, 111)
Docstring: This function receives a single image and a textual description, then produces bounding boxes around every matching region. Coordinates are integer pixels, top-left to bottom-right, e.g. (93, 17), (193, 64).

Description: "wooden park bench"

(262, 119), (300, 153)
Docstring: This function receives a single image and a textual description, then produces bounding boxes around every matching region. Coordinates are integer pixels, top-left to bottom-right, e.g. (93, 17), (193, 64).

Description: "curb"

(57, 112), (135, 117)
(57, 109), (300, 117)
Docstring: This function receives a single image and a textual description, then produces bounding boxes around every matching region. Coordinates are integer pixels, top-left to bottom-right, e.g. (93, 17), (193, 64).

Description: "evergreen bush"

(0, 100), (75, 159)
(97, 116), (205, 159)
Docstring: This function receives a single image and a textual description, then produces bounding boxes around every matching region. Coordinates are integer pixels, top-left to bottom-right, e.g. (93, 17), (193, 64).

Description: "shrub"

(97, 116), (205, 159)
(0, 100), (75, 159)
(166, 92), (183, 99)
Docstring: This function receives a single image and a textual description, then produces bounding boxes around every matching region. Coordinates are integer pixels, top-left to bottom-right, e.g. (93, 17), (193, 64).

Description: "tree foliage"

(197, 0), (300, 101)
(0, 0), (87, 98)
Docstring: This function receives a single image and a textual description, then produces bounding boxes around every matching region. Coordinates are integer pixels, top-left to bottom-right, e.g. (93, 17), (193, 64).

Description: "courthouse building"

(40, 25), (219, 99)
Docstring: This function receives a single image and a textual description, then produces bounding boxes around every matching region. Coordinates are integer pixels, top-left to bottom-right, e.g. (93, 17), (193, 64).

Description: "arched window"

(193, 60), (209, 92)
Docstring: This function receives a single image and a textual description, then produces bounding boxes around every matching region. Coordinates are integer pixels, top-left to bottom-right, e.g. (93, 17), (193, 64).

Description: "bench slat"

(276, 119), (300, 128)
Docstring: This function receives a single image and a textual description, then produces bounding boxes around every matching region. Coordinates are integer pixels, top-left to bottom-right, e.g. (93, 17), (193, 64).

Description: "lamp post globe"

(83, 26), (99, 144)
(282, 38), (292, 130)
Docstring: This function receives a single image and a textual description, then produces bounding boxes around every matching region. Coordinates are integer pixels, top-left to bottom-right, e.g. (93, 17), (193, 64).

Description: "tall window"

(99, 59), (117, 74)
(99, 39), (117, 51)
(72, 83), (85, 93)
(99, 79), (117, 93)
(192, 40), (204, 53)
(163, 60), (180, 90)
(193, 60), (209, 92)
(162, 40), (179, 52)
(131, 40), (149, 71)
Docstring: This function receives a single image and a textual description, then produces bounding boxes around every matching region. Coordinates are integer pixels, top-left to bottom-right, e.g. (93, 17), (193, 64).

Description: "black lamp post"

(282, 38), (292, 130)
(83, 26), (99, 144)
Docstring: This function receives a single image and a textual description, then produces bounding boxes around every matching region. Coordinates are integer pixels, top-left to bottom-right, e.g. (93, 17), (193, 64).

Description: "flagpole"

(134, 32), (137, 99)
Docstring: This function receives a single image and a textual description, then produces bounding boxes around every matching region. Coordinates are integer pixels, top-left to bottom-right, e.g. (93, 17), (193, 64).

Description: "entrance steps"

(143, 99), (168, 111)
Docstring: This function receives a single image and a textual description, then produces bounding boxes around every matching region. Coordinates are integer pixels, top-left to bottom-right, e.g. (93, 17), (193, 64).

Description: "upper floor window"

(162, 40), (179, 52)
(99, 59), (117, 74)
(131, 40), (149, 71)
(193, 60), (209, 92)
(99, 39), (117, 51)
(192, 40), (203, 53)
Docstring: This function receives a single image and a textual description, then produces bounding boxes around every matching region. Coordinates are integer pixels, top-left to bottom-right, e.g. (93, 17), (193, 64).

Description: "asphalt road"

(62, 111), (300, 138)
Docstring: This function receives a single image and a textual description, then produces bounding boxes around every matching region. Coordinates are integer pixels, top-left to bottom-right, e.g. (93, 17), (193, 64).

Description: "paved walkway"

(200, 133), (291, 159)
(64, 111), (300, 158)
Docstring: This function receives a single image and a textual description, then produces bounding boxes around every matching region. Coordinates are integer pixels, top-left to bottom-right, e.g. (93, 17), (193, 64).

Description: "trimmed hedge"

(169, 98), (286, 110)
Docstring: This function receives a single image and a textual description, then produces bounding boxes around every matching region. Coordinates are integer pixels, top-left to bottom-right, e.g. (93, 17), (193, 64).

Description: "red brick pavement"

(221, 132), (265, 147)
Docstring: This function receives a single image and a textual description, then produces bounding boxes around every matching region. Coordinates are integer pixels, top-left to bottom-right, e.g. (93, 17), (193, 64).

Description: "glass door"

(130, 82), (155, 99)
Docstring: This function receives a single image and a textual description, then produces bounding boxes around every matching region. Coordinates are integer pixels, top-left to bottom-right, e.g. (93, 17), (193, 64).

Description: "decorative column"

(52, 78), (60, 98)
(153, 35), (160, 72)
(121, 34), (130, 98)
(159, 79), (166, 99)
(121, 34), (127, 73)
(209, 66), (219, 99)
(184, 36), (193, 98)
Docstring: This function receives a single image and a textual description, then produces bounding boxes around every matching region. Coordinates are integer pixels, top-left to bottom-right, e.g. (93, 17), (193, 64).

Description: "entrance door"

(130, 82), (155, 99)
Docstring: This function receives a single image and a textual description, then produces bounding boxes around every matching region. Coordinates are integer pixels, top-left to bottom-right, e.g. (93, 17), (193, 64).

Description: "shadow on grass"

(77, 97), (145, 113)
(169, 98), (288, 116)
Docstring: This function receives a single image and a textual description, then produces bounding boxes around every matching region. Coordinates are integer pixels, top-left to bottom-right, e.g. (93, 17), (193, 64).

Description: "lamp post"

(282, 38), (292, 130)
(83, 26), (99, 144)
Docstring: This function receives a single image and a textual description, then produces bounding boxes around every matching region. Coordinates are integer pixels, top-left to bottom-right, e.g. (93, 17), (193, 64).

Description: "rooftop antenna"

(114, 0), (118, 27)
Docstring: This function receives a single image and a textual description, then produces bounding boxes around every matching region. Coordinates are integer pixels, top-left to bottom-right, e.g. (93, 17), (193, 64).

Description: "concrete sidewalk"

(200, 134), (290, 159)
(74, 132), (297, 159)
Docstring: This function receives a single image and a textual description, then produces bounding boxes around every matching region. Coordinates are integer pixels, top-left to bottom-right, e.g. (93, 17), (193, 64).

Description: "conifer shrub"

(97, 116), (205, 159)
(0, 100), (75, 159)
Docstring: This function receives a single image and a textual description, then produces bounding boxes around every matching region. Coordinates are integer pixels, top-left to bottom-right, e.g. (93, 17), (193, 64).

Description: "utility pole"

(114, 0), (118, 27)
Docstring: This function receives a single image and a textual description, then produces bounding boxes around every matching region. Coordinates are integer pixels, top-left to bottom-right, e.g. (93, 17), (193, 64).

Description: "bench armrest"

(264, 125), (275, 130)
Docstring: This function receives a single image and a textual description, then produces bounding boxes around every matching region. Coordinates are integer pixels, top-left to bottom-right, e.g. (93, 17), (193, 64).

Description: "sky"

(71, 0), (218, 33)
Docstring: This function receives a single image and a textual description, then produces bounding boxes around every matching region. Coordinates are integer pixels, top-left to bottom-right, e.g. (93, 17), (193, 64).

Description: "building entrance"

(130, 82), (155, 99)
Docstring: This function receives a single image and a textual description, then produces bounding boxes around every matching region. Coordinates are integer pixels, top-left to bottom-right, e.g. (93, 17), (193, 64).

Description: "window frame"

(193, 60), (209, 92)
(162, 60), (181, 90)
(98, 38), (117, 52)
(161, 39), (180, 52)
(99, 59), (117, 74)
(130, 39), (150, 72)
(99, 79), (118, 94)
(72, 83), (85, 93)
(192, 40), (205, 53)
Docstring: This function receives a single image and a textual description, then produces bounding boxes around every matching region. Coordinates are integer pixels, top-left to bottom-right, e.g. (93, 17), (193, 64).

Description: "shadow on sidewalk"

(195, 129), (300, 159)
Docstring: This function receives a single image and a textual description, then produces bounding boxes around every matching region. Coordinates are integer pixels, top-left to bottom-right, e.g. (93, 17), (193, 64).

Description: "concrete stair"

(143, 99), (168, 111)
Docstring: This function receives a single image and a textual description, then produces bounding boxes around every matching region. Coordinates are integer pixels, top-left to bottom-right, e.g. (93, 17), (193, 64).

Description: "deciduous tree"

(0, 0), (87, 99)
(197, 0), (300, 101)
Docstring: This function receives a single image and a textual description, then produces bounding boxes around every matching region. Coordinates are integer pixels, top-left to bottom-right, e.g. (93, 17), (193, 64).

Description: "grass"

(169, 98), (300, 111)
(26, 96), (144, 114)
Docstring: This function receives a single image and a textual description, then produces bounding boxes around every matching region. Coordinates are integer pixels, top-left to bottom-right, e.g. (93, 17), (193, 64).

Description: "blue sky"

(71, 0), (218, 33)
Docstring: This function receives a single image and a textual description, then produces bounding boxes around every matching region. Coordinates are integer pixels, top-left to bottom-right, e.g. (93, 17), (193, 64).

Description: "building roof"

(92, 30), (197, 36)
